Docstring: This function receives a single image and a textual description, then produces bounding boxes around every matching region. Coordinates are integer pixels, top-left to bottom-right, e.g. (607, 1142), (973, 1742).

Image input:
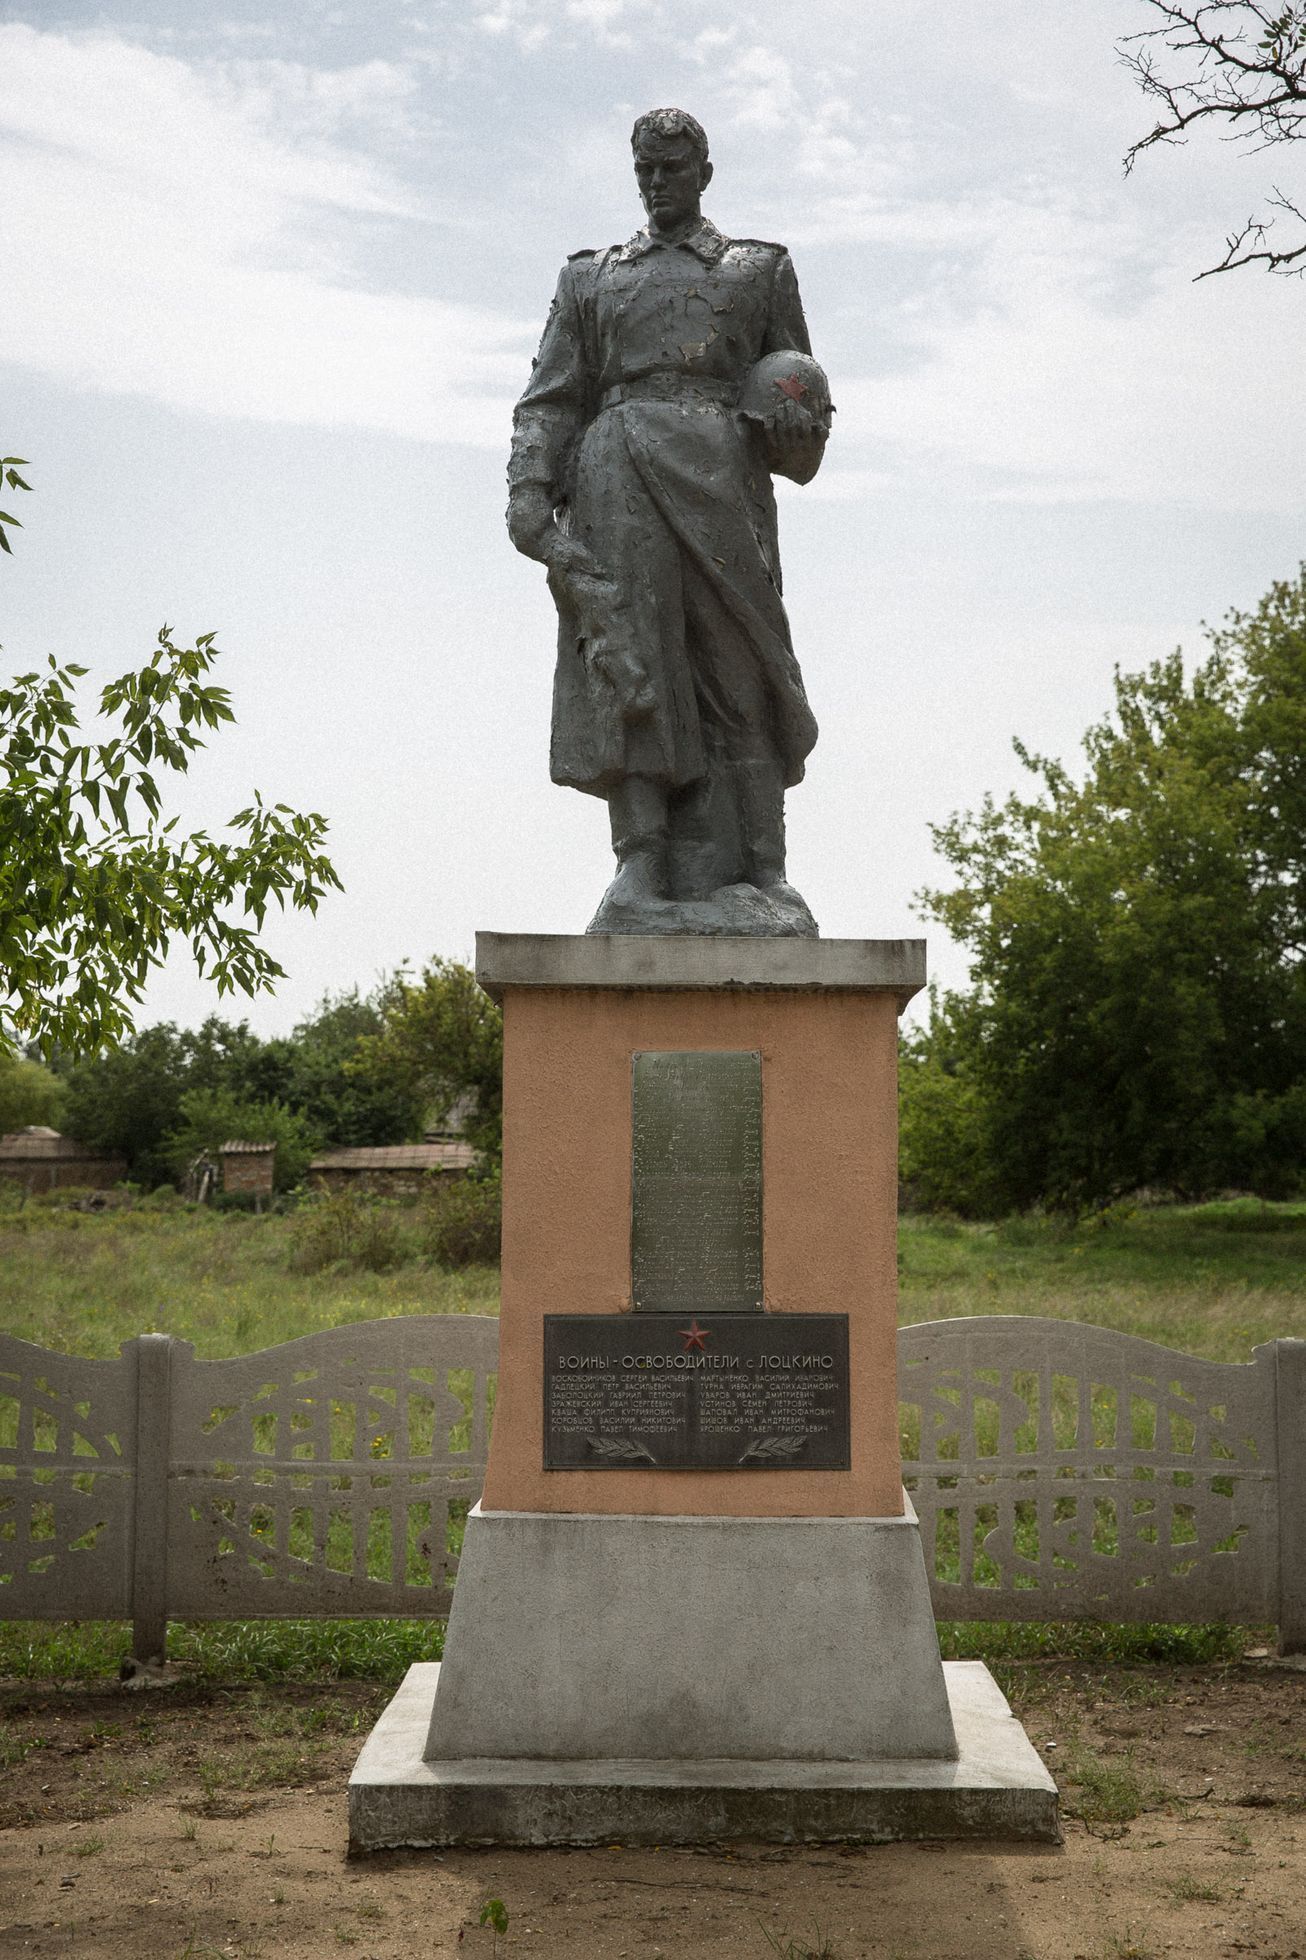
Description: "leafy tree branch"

(2, 458), (342, 1056)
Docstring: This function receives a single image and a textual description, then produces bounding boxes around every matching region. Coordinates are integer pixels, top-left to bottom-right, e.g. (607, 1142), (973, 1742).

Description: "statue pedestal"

(348, 935), (1057, 1848)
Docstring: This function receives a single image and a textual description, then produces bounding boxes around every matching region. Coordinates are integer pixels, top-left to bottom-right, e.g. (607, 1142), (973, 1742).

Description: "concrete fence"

(2, 1316), (1301, 1659)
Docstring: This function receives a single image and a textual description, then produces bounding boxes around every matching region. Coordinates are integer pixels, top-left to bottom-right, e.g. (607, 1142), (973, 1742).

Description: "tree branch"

(1193, 188), (1306, 272)
(1120, 2), (1306, 274)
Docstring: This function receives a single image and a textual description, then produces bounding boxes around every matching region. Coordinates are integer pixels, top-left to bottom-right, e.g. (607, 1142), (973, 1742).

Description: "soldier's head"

(631, 108), (713, 234)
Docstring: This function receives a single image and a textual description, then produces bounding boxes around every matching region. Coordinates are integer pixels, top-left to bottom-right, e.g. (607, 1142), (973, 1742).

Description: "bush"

(26, 1183), (134, 1212)
(418, 1174), (501, 1267)
(137, 1182), (184, 1210)
(285, 1177), (501, 1275)
(287, 1190), (410, 1274)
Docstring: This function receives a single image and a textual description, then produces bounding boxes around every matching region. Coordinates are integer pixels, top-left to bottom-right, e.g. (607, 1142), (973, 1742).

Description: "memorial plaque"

(631, 1050), (762, 1312)
(543, 1313), (850, 1470)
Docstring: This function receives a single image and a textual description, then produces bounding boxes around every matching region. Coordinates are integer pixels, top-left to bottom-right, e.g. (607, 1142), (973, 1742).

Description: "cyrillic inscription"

(630, 1050), (762, 1312)
(543, 1313), (850, 1470)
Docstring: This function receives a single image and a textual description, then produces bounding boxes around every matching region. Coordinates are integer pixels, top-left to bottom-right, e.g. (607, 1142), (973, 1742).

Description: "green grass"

(936, 1620), (1251, 1666)
(0, 1610), (1256, 1686)
(6, 1198), (1305, 1363)
(0, 1205), (499, 1358)
(0, 1615), (445, 1684)
(899, 1198), (1306, 1360)
(1061, 1744), (1174, 1825)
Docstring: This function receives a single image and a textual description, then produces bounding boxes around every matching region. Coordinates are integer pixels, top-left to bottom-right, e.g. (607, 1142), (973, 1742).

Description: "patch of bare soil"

(1, 1662), (1303, 1959)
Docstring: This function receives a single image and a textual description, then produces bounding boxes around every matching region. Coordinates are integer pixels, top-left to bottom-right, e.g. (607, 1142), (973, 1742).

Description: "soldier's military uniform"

(508, 215), (820, 843)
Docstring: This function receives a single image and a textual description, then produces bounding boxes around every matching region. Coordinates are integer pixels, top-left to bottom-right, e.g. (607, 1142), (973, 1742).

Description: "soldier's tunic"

(509, 215), (820, 800)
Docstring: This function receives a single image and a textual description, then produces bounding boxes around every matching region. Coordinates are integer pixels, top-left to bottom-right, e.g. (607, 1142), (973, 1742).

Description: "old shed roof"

(309, 1143), (477, 1173)
(0, 1129), (107, 1161)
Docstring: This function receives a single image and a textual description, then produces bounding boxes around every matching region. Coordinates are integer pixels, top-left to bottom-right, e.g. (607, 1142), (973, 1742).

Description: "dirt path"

(2, 1662), (1303, 1959)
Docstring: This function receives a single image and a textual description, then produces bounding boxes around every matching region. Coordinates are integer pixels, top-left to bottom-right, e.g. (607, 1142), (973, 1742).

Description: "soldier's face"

(634, 135), (712, 232)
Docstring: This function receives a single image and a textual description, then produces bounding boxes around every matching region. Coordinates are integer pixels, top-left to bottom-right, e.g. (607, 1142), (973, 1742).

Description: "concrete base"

(424, 1504), (957, 1763)
(349, 1661), (1059, 1849)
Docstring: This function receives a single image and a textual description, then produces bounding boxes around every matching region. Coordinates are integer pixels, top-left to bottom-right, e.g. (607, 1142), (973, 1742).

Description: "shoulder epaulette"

(731, 237), (789, 255)
(567, 248), (599, 262)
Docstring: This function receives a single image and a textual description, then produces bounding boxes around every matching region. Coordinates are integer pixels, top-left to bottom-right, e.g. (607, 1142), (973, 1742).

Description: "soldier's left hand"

(765, 398), (828, 484)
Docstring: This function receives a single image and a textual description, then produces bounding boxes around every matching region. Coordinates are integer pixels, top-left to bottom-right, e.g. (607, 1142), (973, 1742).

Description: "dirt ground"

(2, 1659), (1304, 1960)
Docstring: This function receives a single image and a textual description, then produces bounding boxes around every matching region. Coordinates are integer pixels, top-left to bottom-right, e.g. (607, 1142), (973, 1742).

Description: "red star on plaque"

(679, 1319), (710, 1351)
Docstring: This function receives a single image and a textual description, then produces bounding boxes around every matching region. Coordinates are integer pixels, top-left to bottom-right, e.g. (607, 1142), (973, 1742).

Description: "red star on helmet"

(775, 373), (809, 403)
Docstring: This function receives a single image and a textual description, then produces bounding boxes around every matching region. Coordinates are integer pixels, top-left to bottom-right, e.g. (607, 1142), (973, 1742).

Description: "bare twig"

(1195, 188), (1306, 272)
(1119, 2), (1306, 275)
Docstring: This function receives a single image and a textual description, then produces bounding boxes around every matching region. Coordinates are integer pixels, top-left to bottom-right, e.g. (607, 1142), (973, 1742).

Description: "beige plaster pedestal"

(349, 935), (1058, 1848)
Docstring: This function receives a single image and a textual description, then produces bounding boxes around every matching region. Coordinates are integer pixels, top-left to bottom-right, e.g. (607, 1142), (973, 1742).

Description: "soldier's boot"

(733, 759), (816, 927)
(667, 768), (744, 900)
(588, 777), (669, 930)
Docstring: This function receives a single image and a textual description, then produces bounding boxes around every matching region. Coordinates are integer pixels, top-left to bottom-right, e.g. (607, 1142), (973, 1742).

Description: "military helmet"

(737, 350), (833, 430)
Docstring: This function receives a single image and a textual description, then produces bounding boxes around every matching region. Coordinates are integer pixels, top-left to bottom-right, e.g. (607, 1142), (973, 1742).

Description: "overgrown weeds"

(1104, 1931), (1156, 1960)
(287, 1192), (409, 1274)
(760, 1926), (840, 1959)
(0, 1204), (499, 1358)
(287, 1181), (500, 1276)
(1063, 1745), (1173, 1825)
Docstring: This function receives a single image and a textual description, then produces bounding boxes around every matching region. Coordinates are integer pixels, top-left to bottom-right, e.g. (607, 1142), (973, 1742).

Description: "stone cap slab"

(476, 933), (926, 1007)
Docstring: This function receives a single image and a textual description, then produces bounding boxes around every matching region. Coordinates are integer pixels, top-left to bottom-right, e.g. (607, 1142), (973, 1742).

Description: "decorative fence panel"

(0, 1340), (137, 1620)
(898, 1318), (1282, 1626)
(2, 1316), (1302, 1657)
(166, 1317), (498, 1627)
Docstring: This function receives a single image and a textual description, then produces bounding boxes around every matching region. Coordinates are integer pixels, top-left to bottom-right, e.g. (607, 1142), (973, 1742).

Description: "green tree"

(355, 959), (503, 1163)
(1, 458), (341, 1056)
(59, 1018), (265, 1186)
(0, 1054), (67, 1136)
(260, 990), (423, 1146)
(60, 1022), (200, 1185)
(59, 995), (422, 1185)
(898, 992), (1005, 1218)
(164, 1086), (320, 1193)
(919, 568), (1306, 1213)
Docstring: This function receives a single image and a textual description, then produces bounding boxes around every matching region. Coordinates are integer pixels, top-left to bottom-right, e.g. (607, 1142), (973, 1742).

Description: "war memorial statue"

(350, 114), (1057, 1855)
(507, 107), (833, 936)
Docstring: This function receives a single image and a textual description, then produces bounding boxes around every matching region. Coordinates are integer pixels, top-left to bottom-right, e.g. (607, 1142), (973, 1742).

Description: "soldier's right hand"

(506, 484), (560, 563)
(543, 532), (610, 589)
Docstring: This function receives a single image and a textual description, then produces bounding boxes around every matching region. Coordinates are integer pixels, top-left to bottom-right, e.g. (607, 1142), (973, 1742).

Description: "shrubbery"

(287, 1177), (501, 1276)
(418, 1173), (501, 1267)
(288, 1190), (407, 1273)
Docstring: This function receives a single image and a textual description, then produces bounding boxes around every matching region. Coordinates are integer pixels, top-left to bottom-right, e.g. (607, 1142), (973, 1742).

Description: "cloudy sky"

(4, 0), (1303, 1035)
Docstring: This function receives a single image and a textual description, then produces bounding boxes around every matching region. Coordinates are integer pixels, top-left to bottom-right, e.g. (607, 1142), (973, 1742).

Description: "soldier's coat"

(510, 216), (820, 798)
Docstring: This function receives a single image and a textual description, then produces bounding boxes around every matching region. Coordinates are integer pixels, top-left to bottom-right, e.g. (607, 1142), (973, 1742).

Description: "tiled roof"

(308, 1143), (477, 1172)
(219, 1140), (277, 1155)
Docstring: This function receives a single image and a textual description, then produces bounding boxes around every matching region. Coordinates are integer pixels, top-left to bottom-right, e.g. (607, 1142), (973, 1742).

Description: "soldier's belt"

(599, 375), (740, 411)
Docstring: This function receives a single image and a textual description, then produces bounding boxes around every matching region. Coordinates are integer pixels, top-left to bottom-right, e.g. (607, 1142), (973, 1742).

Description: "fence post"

(129, 1334), (174, 1664)
(1275, 1339), (1306, 1657)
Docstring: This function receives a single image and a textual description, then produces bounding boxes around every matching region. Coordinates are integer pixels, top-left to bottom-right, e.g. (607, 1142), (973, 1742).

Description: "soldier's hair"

(630, 108), (709, 165)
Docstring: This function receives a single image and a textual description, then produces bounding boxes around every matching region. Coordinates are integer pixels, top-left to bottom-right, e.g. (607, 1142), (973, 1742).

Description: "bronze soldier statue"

(507, 107), (832, 936)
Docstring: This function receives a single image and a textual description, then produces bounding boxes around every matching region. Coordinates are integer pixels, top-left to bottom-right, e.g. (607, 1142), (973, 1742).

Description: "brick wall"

(220, 1152), (275, 1198)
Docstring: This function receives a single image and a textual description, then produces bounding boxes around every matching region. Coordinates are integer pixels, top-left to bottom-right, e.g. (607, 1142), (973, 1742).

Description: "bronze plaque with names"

(543, 1313), (850, 1470)
(630, 1049), (762, 1312)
